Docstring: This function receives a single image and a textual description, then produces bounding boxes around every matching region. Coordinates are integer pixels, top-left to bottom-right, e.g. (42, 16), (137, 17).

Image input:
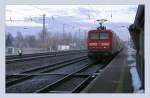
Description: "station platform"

(82, 48), (133, 93)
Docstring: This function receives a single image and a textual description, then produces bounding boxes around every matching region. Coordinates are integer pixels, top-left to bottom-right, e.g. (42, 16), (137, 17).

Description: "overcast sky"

(5, 5), (138, 41)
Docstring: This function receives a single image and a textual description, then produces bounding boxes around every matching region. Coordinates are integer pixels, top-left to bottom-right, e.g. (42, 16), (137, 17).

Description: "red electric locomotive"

(87, 19), (123, 59)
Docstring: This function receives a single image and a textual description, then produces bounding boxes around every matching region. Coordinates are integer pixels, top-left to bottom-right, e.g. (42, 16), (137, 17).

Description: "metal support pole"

(43, 14), (46, 46)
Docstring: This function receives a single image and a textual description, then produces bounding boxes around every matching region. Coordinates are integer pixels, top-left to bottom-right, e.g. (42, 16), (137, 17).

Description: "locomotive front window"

(90, 33), (99, 39)
(100, 33), (109, 39)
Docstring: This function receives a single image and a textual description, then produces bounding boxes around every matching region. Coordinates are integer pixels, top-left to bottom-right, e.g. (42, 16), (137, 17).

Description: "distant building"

(57, 45), (70, 51)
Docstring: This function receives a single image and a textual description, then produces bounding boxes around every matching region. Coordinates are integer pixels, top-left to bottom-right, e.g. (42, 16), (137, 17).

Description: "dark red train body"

(87, 29), (123, 59)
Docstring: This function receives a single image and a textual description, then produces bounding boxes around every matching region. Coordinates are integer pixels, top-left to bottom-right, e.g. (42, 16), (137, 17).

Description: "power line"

(87, 5), (102, 23)
(31, 5), (50, 16)
(6, 6), (89, 33)
(30, 5), (86, 29)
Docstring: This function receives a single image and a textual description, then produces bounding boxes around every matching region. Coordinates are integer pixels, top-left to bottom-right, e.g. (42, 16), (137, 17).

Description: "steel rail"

(21, 56), (88, 73)
(6, 56), (88, 87)
(34, 63), (91, 93)
(6, 50), (87, 64)
(6, 50), (87, 59)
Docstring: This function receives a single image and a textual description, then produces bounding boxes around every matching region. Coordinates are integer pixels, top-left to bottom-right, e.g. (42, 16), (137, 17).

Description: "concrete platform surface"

(82, 48), (133, 93)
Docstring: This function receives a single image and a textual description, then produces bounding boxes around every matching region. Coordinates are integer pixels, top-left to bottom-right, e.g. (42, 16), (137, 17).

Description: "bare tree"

(15, 32), (27, 48)
(24, 35), (37, 48)
(37, 28), (49, 48)
(6, 32), (14, 47)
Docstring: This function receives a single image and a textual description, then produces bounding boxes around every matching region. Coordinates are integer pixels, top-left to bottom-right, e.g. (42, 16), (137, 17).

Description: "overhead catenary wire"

(6, 5), (92, 33)
(6, 10), (79, 30)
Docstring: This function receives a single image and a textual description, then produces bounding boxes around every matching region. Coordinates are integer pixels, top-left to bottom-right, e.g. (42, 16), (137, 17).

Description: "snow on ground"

(127, 46), (144, 93)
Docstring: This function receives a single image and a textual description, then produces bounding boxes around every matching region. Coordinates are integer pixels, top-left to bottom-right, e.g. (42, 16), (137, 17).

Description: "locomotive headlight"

(101, 42), (110, 46)
(89, 43), (97, 46)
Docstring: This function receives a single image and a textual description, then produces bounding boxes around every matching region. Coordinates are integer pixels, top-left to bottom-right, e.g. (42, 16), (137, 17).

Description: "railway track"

(35, 63), (92, 93)
(6, 50), (117, 93)
(6, 56), (111, 93)
(6, 50), (87, 64)
(6, 52), (87, 75)
(6, 56), (88, 87)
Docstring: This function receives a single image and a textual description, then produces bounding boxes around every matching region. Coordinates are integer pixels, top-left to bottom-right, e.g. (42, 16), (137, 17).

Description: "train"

(87, 20), (123, 60)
